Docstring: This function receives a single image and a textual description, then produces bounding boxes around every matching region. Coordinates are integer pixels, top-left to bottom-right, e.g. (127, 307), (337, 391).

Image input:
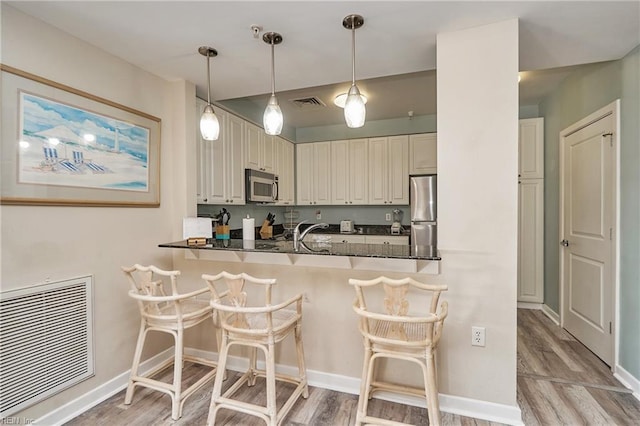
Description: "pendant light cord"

(271, 40), (276, 96)
(206, 55), (211, 105)
(351, 23), (356, 85)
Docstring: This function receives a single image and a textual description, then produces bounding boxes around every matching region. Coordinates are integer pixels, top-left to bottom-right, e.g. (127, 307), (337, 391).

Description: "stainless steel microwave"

(245, 169), (278, 203)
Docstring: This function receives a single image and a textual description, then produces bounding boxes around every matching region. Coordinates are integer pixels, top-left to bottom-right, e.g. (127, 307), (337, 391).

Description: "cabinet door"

(349, 138), (369, 204)
(196, 98), (212, 203)
(368, 137), (389, 204)
(518, 179), (544, 303)
(519, 118), (544, 179)
(245, 122), (262, 170)
(207, 108), (227, 204)
(314, 142), (332, 205)
(387, 135), (409, 204)
(282, 140), (295, 205)
(409, 133), (437, 174)
(262, 134), (275, 173)
(365, 235), (409, 245)
(331, 140), (350, 205)
(296, 143), (315, 205)
(226, 113), (245, 204)
(336, 235), (366, 244)
(275, 137), (294, 205)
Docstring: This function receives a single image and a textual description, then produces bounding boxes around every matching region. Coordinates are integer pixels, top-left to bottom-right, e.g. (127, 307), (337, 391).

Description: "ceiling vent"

(289, 96), (326, 108)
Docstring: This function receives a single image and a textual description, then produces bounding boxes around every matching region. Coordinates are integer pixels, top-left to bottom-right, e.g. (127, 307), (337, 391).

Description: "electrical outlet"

(385, 213), (391, 221)
(472, 326), (486, 347)
(316, 210), (321, 220)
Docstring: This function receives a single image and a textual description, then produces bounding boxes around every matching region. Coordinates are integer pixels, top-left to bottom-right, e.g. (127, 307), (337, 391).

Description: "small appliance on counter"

(340, 220), (355, 233)
(390, 209), (403, 235)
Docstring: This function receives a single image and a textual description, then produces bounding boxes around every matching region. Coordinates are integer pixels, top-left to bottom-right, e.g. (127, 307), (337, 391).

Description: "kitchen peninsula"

(160, 236), (440, 274)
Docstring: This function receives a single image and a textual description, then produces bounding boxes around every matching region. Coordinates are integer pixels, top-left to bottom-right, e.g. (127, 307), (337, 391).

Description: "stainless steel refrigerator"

(410, 175), (437, 256)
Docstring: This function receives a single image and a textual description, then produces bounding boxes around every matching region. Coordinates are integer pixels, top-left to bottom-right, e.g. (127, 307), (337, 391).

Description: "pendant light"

(263, 32), (283, 136)
(198, 46), (220, 141)
(342, 14), (366, 128)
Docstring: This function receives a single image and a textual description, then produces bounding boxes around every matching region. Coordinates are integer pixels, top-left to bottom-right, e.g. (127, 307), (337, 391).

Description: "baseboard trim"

(614, 364), (640, 401)
(186, 348), (523, 425)
(541, 304), (560, 325)
(517, 302), (543, 310)
(34, 348), (174, 426)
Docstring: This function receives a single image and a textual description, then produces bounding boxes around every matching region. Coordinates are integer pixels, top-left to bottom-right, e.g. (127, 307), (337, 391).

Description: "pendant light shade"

(198, 46), (220, 141)
(200, 104), (220, 140)
(263, 32), (284, 135)
(343, 14), (365, 128)
(344, 84), (366, 128)
(264, 94), (283, 136)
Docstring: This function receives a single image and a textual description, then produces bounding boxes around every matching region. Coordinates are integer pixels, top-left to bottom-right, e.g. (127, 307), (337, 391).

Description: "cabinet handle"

(345, 201), (348, 204)
(203, 198), (208, 202)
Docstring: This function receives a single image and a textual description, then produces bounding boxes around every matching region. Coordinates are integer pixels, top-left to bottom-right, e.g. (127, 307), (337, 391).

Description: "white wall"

(436, 19), (520, 405)
(0, 5), (193, 420)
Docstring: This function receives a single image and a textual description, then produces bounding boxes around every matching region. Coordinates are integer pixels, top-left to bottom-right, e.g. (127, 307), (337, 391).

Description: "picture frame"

(0, 65), (161, 207)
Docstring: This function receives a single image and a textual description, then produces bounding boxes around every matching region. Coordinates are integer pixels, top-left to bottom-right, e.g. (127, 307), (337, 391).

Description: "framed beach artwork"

(0, 65), (161, 206)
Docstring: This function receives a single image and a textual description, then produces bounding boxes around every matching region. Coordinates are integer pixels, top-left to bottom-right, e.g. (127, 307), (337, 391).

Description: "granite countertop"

(159, 238), (440, 261)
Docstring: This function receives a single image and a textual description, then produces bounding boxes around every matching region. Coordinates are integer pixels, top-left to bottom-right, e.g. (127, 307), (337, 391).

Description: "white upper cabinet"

(225, 114), (246, 204)
(296, 141), (331, 205)
(196, 97), (211, 204)
(275, 136), (295, 205)
(331, 138), (368, 205)
(409, 133), (437, 175)
(244, 122), (274, 173)
(196, 98), (244, 205)
(518, 118), (544, 179)
(368, 135), (409, 205)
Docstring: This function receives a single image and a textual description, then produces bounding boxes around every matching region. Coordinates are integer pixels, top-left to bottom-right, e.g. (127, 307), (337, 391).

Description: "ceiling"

(7, 1), (640, 129)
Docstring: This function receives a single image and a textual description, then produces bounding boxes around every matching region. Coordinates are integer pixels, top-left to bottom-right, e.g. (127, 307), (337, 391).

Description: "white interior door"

(561, 111), (615, 366)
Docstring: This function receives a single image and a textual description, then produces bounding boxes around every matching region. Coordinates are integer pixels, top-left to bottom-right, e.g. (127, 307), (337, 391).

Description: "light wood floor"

(66, 309), (640, 425)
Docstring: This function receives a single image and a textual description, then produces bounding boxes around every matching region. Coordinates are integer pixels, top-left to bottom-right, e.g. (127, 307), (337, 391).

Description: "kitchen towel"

(243, 216), (255, 240)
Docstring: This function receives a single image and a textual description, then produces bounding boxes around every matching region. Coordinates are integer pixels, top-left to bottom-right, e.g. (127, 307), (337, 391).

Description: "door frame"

(559, 99), (620, 369)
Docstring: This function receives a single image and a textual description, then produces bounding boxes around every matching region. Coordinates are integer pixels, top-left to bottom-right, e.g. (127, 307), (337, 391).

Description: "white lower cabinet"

(518, 178), (544, 303)
(305, 234), (366, 244)
(303, 234), (408, 245)
(364, 235), (409, 245)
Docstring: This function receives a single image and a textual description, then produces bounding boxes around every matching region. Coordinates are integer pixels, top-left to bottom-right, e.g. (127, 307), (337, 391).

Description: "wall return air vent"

(0, 276), (94, 417)
(289, 96), (327, 108)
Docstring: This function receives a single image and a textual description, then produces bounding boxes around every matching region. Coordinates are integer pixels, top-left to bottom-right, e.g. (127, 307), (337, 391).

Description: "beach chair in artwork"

(73, 150), (107, 173)
(42, 147), (58, 166)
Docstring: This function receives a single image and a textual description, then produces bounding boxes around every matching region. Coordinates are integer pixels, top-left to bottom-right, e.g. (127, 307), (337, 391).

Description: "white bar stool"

(349, 276), (448, 426)
(203, 271), (308, 426)
(122, 264), (218, 420)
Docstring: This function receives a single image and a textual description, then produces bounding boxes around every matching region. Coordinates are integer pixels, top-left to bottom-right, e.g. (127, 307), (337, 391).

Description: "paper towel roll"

(243, 217), (255, 240)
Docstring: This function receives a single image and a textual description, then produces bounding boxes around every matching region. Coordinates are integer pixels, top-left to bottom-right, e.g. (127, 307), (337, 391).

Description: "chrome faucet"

(293, 220), (329, 252)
